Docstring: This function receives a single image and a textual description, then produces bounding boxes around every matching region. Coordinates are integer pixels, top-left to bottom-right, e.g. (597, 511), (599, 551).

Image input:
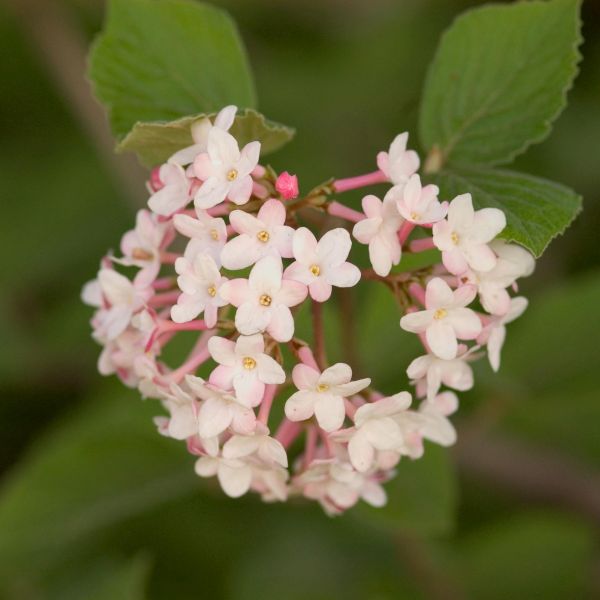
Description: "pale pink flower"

(407, 344), (475, 401)
(220, 255), (307, 342)
(461, 241), (535, 315)
(171, 252), (228, 326)
(296, 459), (387, 515)
(285, 363), (370, 432)
(193, 128), (260, 208)
(352, 192), (402, 277)
(477, 296), (528, 371)
(338, 392), (412, 472)
(221, 199), (294, 269)
(195, 454), (253, 498)
(275, 171), (299, 200)
(185, 375), (256, 438)
(376, 132), (420, 186)
(284, 228), (361, 302)
(169, 105), (237, 166)
(400, 277), (481, 360)
(432, 194), (506, 275)
(116, 209), (171, 283)
(161, 383), (198, 440)
(148, 162), (191, 216)
(223, 423), (288, 468)
(173, 207), (227, 266)
(207, 334), (285, 407)
(395, 174), (448, 225)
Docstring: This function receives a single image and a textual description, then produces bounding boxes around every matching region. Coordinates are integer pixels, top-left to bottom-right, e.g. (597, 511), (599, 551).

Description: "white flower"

(376, 132), (420, 186)
(352, 191), (402, 277)
(169, 105), (237, 166)
(116, 209), (171, 282)
(195, 454), (253, 498)
(296, 459), (387, 515)
(171, 252), (228, 326)
(84, 269), (152, 342)
(221, 199), (294, 269)
(392, 392), (458, 459)
(394, 174), (448, 225)
(161, 383), (198, 440)
(193, 128), (260, 208)
(461, 241), (534, 315)
(207, 334), (285, 407)
(219, 255), (307, 342)
(432, 194), (506, 275)
(173, 207), (227, 266)
(400, 277), (481, 360)
(223, 423), (288, 468)
(285, 363), (370, 432)
(284, 228), (361, 302)
(148, 162), (191, 216)
(477, 296), (528, 371)
(407, 344), (475, 401)
(186, 375), (256, 438)
(342, 393), (412, 472)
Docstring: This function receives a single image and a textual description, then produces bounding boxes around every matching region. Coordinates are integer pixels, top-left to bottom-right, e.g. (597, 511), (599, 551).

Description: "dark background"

(0, 0), (599, 598)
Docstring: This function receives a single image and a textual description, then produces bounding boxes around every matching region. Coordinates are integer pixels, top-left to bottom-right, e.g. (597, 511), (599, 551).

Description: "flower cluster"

(83, 105), (534, 514)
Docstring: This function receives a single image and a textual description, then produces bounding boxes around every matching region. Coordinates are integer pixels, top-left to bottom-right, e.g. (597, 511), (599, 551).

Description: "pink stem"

(408, 284), (426, 306)
(258, 384), (278, 425)
(160, 251), (181, 264)
(206, 204), (230, 217)
(297, 346), (320, 371)
(169, 346), (211, 383)
(344, 398), (357, 419)
(333, 170), (387, 193)
(226, 224), (236, 237)
(327, 201), (364, 223)
(318, 428), (334, 458)
(149, 290), (180, 307)
(398, 221), (416, 245)
(275, 419), (302, 448)
(152, 277), (175, 291)
(303, 425), (318, 468)
(409, 237), (435, 253)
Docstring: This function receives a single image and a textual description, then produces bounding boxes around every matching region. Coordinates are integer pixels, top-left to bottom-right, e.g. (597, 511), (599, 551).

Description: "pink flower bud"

(149, 166), (164, 192)
(275, 171), (299, 200)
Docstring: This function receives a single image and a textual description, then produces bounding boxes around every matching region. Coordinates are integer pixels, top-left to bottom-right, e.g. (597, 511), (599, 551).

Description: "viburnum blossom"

(83, 104), (535, 514)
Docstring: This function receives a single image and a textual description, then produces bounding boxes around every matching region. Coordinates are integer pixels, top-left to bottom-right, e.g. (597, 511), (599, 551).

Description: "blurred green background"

(1, 0), (599, 598)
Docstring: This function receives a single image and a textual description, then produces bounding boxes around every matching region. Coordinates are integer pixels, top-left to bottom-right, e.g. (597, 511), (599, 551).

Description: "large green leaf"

(419, 0), (582, 167)
(118, 108), (295, 167)
(0, 384), (198, 580)
(89, 0), (256, 139)
(428, 166), (581, 257)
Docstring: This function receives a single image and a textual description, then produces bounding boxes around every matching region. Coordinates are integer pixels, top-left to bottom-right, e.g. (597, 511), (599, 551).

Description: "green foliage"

(419, 0), (582, 166)
(420, 0), (583, 257)
(429, 166), (582, 257)
(89, 0), (256, 139)
(118, 108), (295, 167)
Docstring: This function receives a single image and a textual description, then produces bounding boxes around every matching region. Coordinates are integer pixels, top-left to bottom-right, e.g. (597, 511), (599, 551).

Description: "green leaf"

(118, 109), (295, 167)
(355, 445), (458, 537)
(444, 513), (594, 599)
(428, 166), (582, 257)
(89, 0), (256, 139)
(419, 0), (582, 167)
(0, 384), (198, 581)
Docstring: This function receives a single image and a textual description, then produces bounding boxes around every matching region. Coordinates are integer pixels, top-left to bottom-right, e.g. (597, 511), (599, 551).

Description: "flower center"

(410, 211), (420, 221)
(257, 230), (270, 243)
(259, 294), (272, 307)
(226, 168), (238, 181)
(132, 247), (153, 260)
(317, 383), (329, 392)
(207, 285), (217, 297)
(209, 228), (220, 241)
(309, 264), (320, 276)
(451, 232), (459, 244)
(433, 308), (448, 320)
(243, 356), (256, 370)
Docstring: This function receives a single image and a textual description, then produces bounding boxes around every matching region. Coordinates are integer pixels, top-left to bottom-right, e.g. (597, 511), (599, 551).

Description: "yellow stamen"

(132, 247), (153, 260)
(209, 228), (219, 241)
(257, 230), (270, 243)
(451, 232), (459, 244)
(317, 383), (329, 392)
(259, 294), (272, 307)
(207, 285), (217, 297)
(433, 308), (447, 320)
(226, 168), (238, 181)
(309, 264), (320, 276)
(243, 356), (256, 370)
